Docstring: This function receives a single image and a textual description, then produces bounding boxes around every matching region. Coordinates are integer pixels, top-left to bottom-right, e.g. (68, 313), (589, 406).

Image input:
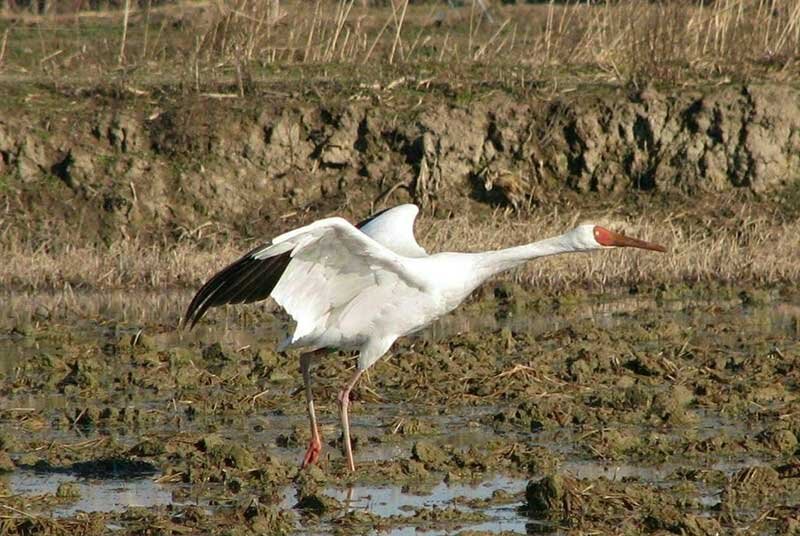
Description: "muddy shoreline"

(1, 289), (799, 534)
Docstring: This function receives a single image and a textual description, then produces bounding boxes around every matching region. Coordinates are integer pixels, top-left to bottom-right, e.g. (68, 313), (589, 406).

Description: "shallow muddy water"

(4, 470), (174, 517)
(1, 289), (799, 534)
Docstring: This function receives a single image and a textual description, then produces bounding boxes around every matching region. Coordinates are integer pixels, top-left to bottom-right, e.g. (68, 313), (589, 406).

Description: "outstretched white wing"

(184, 216), (428, 349)
(355, 204), (427, 258)
(260, 217), (424, 345)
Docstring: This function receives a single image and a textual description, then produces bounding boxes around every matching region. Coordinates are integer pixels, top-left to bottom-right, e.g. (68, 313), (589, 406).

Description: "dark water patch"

(18, 457), (159, 479)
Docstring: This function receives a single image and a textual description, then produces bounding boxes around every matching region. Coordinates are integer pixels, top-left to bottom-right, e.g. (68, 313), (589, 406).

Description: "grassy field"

(1, 0), (799, 92)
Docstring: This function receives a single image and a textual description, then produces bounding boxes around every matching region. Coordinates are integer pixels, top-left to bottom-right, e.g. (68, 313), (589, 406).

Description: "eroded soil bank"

(3, 81), (800, 250)
(1, 290), (799, 534)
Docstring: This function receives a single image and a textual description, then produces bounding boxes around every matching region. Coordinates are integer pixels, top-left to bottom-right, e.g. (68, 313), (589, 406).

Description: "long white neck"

(472, 233), (589, 281)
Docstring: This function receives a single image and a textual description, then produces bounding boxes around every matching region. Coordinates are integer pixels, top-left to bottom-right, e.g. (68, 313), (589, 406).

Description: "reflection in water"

(325, 474), (524, 518)
(276, 475), (528, 535)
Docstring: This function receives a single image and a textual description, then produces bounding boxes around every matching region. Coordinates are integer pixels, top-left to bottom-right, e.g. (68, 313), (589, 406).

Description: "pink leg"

(300, 352), (322, 468)
(338, 369), (364, 473)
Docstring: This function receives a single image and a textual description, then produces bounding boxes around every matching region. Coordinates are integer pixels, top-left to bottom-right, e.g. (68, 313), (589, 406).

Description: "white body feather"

(241, 205), (601, 370)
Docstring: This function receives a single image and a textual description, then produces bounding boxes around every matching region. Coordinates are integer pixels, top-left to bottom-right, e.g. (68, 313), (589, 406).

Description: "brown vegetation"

(2, 199), (798, 293)
(1, 1), (800, 89)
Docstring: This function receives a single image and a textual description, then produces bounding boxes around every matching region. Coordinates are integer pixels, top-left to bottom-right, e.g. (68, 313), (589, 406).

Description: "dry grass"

(422, 205), (800, 291)
(1, 0), (799, 88)
(2, 204), (798, 294)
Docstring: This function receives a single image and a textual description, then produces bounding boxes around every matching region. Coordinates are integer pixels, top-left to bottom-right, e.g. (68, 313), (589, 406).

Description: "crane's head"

(570, 224), (666, 253)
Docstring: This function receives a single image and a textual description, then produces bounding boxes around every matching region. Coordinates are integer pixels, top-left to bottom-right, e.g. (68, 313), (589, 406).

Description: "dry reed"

(422, 206), (800, 291)
(1, 0), (799, 86)
(2, 206), (797, 293)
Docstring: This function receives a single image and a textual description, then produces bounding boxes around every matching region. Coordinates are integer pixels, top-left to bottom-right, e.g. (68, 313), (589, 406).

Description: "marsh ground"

(2, 1), (800, 534)
(1, 287), (799, 534)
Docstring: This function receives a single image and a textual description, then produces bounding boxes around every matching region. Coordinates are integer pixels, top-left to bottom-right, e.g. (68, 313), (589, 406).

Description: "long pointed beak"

(594, 226), (667, 252)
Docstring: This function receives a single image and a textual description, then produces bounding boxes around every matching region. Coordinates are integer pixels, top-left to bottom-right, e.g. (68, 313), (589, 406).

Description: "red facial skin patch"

(593, 226), (616, 246)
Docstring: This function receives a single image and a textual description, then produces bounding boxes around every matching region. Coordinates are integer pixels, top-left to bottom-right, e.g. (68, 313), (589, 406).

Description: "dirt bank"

(2, 82), (799, 248)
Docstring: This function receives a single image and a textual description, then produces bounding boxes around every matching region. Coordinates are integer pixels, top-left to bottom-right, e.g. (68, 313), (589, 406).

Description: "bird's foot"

(301, 438), (322, 468)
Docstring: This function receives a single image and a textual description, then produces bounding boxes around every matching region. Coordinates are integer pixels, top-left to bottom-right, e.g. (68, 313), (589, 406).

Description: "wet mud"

(1, 287), (799, 534)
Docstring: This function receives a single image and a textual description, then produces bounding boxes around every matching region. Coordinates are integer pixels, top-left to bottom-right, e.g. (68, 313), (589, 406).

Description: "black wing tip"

(180, 312), (199, 331)
(183, 279), (215, 330)
(181, 302), (202, 331)
(183, 280), (224, 331)
(184, 207), (384, 330)
(182, 248), (292, 329)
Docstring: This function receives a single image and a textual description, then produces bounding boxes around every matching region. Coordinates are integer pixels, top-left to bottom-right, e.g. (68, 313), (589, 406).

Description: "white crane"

(184, 204), (665, 472)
